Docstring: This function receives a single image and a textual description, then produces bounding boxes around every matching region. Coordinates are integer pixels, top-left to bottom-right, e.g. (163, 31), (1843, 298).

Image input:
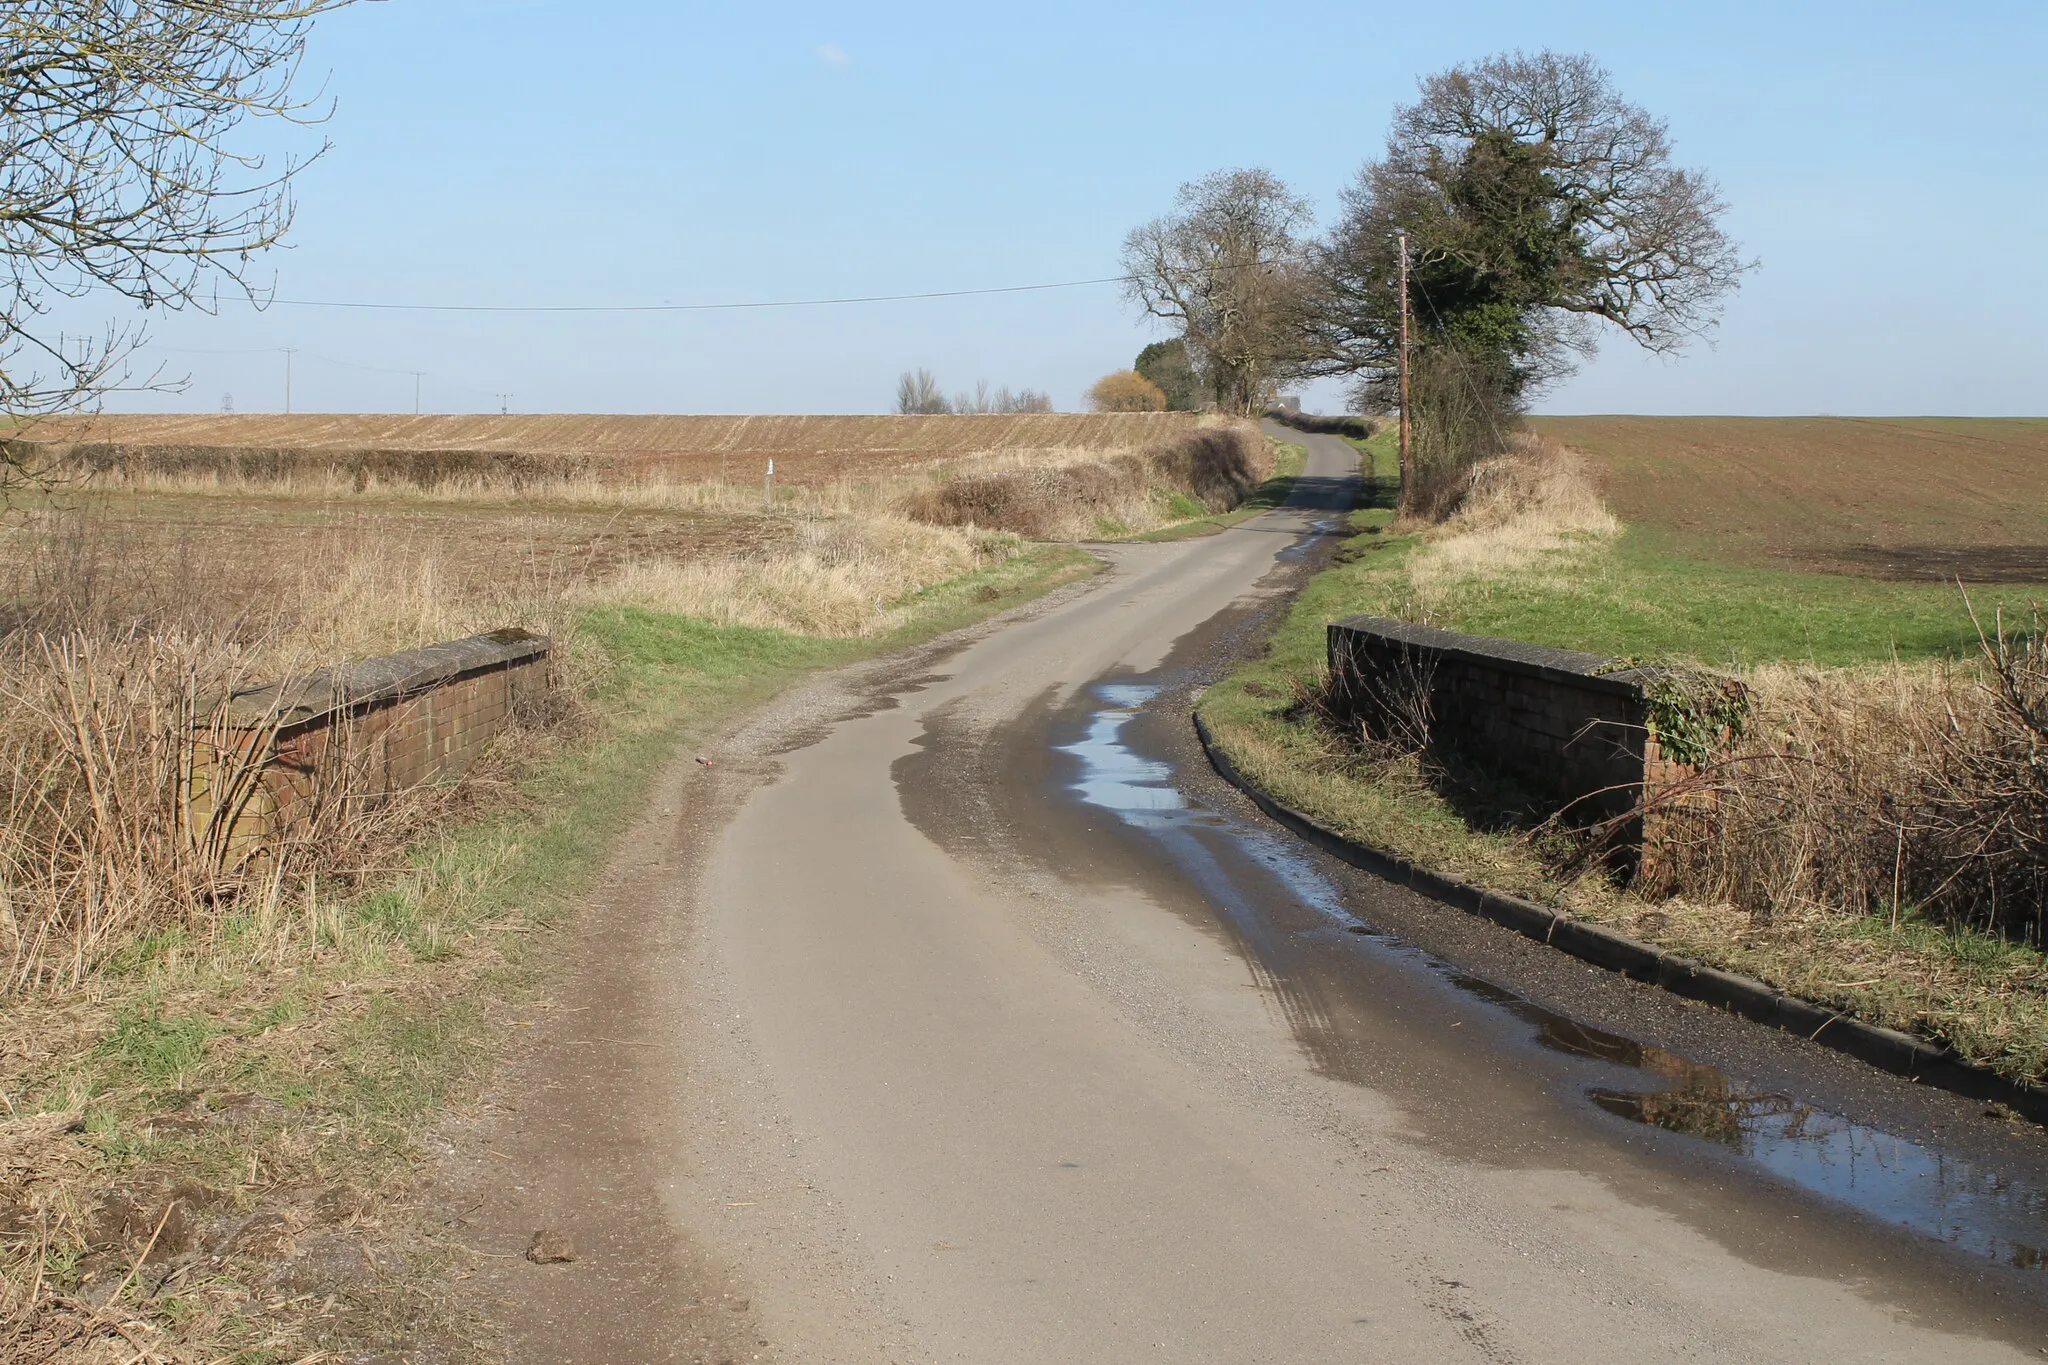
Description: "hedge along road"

(507, 428), (2048, 1362)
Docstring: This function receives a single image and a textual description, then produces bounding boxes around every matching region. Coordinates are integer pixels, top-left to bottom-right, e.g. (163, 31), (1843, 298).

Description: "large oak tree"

(1308, 51), (1748, 429)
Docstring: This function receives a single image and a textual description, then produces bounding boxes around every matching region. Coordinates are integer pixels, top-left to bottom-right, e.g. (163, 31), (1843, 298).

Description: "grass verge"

(0, 544), (1097, 1363)
(1125, 440), (1308, 543)
(1196, 429), (2048, 1085)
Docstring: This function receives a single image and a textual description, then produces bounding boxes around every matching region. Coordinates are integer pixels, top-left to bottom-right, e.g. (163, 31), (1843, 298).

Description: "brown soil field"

(8, 411), (1202, 486)
(1528, 416), (2048, 581)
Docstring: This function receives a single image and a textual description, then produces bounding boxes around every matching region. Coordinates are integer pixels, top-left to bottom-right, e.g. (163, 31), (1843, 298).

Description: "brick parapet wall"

(1327, 616), (1656, 824)
(188, 629), (550, 861)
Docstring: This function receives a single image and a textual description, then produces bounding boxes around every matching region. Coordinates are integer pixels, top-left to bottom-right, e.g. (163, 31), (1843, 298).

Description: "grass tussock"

(1404, 434), (1619, 607)
(598, 515), (1020, 637)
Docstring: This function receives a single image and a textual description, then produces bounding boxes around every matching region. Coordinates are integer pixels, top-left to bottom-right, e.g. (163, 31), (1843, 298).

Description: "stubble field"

(10, 411), (1206, 487)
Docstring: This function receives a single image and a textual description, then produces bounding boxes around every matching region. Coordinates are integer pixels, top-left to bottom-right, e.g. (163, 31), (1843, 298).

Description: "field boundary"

(1190, 712), (2048, 1124)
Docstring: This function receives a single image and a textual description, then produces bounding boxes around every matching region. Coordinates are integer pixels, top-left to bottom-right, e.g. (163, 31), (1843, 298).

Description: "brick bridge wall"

(189, 629), (551, 860)
(1326, 617), (1690, 853)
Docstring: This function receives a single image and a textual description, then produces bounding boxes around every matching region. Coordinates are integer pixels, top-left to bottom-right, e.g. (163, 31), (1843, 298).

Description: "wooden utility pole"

(1395, 229), (1411, 513)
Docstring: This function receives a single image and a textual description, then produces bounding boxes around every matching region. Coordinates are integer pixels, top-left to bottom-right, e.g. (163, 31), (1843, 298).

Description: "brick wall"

(1328, 616), (1657, 822)
(188, 628), (550, 863)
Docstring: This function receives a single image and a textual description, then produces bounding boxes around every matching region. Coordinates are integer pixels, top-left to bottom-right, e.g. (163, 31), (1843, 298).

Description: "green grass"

(1297, 428), (2036, 667)
(1398, 527), (2038, 666)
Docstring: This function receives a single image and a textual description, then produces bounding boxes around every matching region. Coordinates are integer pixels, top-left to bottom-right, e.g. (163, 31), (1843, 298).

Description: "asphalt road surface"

(463, 427), (2048, 1363)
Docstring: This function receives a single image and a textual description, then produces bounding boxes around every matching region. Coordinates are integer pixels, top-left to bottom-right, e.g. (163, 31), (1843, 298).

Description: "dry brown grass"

(1404, 433), (1619, 607)
(1649, 628), (2048, 940)
(597, 515), (1019, 637)
(902, 420), (1271, 539)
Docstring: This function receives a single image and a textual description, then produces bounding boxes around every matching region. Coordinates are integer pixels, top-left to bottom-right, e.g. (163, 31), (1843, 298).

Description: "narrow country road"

(457, 427), (2048, 1363)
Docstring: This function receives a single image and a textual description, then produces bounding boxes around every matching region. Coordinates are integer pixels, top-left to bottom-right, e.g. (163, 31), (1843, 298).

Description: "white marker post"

(765, 458), (775, 508)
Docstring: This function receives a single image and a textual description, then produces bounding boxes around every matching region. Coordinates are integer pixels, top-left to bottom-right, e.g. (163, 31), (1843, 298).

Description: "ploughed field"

(1530, 415), (2048, 583)
(9, 411), (1203, 487)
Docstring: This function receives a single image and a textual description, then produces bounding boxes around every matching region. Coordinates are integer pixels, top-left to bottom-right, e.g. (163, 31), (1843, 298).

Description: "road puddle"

(1058, 681), (2048, 1274)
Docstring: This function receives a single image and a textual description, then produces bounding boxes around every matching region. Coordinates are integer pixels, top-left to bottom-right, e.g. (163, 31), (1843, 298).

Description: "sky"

(45, 0), (2048, 417)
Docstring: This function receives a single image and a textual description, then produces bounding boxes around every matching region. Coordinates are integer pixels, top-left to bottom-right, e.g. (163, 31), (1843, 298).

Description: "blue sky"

(57, 0), (2048, 416)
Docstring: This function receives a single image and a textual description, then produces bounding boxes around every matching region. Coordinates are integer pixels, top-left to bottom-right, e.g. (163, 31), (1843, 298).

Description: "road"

(457, 428), (2048, 1363)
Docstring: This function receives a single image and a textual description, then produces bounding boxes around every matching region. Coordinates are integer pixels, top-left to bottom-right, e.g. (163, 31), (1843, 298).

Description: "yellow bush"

(1087, 370), (1168, 413)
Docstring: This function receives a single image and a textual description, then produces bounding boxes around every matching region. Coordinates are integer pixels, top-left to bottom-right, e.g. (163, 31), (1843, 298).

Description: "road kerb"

(1191, 711), (2048, 1126)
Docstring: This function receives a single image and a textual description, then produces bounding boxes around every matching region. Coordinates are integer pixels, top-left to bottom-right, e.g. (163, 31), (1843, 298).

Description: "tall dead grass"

(1649, 625), (2048, 940)
(902, 420), (1272, 539)
(0, 511), (582, 994)
(597, 515), (1018, 637)
(1405, 433), (1618, 607)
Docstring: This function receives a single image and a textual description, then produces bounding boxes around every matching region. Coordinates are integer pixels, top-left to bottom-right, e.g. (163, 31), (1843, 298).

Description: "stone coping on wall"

(1329, 616), (1654, 699)
(212, 627), (550, 728)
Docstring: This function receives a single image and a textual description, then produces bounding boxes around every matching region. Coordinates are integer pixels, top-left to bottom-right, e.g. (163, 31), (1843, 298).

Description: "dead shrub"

(904, 421), (1271, 539)
(1647, 613), (2048, 940)
(1405, 434), (1618, 608)
(0, 514), (581, 995)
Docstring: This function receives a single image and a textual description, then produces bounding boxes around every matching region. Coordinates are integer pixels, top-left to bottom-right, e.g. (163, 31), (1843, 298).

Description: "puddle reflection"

(1059, 680), (2048, 1274)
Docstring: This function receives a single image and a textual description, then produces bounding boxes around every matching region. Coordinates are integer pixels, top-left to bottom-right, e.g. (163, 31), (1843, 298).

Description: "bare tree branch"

(1119, 169), (1316, 415)
(2, 0), (358, 481)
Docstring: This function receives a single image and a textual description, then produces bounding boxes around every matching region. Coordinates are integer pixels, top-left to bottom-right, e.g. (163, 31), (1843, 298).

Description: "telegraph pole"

(283, 348), (297, 414)
(1395, 229), (1412, 514)
(410, 371), (424, 414)
(495, 393), (512, 415)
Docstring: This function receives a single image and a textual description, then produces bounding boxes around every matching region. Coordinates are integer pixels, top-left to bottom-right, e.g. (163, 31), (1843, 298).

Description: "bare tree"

(2, 0), (356, 491)
(1120, 169), (1316, 415)
(897, 371), (1051, 415)
(995, 387), (1053, 414)
(952, 380), (1053, 414)
(896, 368), (949, 414)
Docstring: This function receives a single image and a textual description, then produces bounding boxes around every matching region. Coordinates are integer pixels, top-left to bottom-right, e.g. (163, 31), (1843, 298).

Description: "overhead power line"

(80, 257), (1284, 316)
(253, 273), (1136, 314)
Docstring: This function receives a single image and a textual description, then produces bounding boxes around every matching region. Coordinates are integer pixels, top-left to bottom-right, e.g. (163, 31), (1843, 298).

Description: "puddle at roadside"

(1055, 681), (2048, 1274)
(1275, 517), (1342, 564)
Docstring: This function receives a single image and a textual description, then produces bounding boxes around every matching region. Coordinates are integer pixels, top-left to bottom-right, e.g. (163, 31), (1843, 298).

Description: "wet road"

(690, 429), (2048, 1361)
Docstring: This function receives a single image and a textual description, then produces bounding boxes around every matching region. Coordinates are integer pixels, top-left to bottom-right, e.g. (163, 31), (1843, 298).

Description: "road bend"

(682, 428), (2048, 1362)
